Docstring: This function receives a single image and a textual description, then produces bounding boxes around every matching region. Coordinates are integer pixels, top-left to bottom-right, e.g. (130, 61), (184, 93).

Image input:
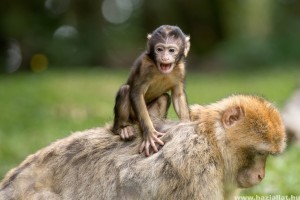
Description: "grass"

(0, 67), (299, 196)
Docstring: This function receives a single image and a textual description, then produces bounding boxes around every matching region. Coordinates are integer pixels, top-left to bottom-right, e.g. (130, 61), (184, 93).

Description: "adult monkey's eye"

(257, 151), (266, 156)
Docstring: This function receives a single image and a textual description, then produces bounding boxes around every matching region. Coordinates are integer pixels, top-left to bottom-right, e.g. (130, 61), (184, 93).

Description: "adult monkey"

(0, 95), (286, 200)
(112, 25), (190, 156)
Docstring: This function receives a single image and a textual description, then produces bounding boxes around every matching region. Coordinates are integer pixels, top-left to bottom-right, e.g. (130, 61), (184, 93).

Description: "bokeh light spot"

(6, 40), (22, 73)
(30, 54), (48, 73)
(45, 0), (70, 16)
(101, 0), (133, 24)
(53, 25), (78, 39)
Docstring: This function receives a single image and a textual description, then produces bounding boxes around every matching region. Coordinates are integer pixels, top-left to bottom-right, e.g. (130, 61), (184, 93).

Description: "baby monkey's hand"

(139, 130), (165, 156)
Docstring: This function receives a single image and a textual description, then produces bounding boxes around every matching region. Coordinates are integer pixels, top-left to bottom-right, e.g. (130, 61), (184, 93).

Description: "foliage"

(0, 67), (299, 196)
(1, 0), (300, 72)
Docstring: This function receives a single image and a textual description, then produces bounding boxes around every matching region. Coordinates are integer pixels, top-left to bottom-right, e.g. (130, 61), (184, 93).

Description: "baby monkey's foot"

(119, 125), (135, 141)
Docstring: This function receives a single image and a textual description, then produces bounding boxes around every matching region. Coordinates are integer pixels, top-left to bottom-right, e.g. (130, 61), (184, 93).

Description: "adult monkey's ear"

(147, 34), (152, 40)
(184, 36), (190, 57)
(222, 106), (245, 128)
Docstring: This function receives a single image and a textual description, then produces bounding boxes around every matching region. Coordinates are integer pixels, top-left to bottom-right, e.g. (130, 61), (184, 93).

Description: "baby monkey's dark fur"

(112, 25), (190, 156)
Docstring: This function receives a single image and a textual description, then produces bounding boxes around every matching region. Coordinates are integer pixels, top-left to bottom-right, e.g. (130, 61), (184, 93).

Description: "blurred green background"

(1, 0), (300, 72)
(0, 0), (299, 197)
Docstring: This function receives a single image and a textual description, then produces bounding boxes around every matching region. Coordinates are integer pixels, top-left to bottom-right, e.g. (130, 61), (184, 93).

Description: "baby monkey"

(113, 25), (190, 156)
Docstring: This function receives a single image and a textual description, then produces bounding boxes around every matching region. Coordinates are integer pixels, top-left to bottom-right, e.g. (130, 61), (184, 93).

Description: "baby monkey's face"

(154, 42), (179, 74)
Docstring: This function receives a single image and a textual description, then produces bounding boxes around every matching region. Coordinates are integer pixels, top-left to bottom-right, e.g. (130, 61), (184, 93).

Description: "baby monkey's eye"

(169, 48), (176, 53)
(156, 47), (164, 52)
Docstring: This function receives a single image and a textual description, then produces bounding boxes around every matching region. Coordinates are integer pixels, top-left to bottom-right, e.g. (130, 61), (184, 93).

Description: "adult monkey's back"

(0, 95), (286, 200)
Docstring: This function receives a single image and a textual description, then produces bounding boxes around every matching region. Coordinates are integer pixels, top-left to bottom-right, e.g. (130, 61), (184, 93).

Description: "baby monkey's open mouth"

(159, 63), (173, 74)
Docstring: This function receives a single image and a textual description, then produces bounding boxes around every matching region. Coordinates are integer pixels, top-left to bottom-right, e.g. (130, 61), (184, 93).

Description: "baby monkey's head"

(146, 25), (190, 74)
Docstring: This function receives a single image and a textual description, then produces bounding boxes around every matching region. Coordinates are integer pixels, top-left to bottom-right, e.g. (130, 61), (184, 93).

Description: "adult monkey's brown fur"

(112, 25), (190, 156)
(0, 95), (286, 200)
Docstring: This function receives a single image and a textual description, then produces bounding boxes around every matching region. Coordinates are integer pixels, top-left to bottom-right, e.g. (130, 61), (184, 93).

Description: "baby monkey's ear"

(184, 36), (190, 57)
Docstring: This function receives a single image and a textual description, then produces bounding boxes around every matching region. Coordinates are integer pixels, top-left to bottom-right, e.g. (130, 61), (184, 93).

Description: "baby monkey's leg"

(147, 93), (171, 120)
(113, 85), (135, 140)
